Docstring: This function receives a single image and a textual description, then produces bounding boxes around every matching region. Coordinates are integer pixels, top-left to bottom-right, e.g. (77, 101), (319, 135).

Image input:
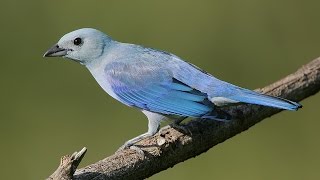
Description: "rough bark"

(48, 57), (320, 180)
(47, 148), (87, 180)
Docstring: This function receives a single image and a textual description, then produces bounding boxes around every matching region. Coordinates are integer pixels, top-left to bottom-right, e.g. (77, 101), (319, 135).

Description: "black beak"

(43, 44), (68, 57)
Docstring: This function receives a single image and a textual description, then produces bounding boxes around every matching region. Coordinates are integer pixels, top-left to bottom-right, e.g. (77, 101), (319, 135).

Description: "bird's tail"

(230, 90), (302, 111)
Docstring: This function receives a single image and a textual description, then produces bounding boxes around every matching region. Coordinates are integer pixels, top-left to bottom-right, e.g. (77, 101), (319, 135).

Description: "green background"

(1, 0), (319, 179)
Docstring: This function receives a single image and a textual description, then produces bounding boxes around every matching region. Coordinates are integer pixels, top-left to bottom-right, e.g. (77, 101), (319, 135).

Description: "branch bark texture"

(48, 57), (320, 180)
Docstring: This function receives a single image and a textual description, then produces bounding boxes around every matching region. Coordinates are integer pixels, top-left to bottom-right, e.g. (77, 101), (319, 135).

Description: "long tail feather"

(230, 91), (302, 111)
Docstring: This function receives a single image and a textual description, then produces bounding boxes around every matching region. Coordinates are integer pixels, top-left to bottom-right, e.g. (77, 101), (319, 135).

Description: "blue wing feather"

(105, 60), (213, 117)
(172, 59), (301, 111)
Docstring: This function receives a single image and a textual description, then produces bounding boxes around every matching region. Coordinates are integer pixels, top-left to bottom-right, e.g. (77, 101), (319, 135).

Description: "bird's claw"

(129, 145), (145, 156)
(170, 123), (192, 136)
(116, 143), (145, 157)
(116, 144), (129, 153)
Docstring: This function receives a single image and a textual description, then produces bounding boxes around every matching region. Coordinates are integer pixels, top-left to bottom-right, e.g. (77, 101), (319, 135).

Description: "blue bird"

(44, 28), (302, 149)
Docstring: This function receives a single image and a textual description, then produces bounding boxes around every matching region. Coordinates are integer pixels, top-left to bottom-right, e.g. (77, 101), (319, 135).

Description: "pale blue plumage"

(103, 44), (300, 118)
(44, 28), (302, 148)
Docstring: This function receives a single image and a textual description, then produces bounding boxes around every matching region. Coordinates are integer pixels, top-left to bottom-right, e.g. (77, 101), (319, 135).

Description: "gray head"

(44, 28), (113, 64)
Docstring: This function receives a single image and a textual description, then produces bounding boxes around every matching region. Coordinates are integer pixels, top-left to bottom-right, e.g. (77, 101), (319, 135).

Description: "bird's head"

(43, 28), (113, 65)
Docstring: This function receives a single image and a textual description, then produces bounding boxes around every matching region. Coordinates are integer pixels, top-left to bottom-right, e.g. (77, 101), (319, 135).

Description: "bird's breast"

(86, 66), (122, 103)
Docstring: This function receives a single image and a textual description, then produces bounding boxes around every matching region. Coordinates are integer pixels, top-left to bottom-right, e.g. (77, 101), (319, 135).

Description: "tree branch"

(47, 147), (87, 180)
(48, 57), (320, 180)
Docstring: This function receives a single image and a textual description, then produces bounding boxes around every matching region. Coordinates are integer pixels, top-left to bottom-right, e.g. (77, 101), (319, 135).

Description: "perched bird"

(44, 28), (302, 149)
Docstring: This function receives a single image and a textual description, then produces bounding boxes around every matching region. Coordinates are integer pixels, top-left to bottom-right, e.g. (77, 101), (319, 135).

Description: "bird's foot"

(170, 122), (192, 136)
(116, 142), (130, 152)
(116, 143), (145, 156)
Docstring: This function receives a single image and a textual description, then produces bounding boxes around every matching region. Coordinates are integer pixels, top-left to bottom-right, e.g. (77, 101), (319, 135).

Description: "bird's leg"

(173, 117), (186, 125)
(117, 111), (164, 152)
(169, 117), (191, 135)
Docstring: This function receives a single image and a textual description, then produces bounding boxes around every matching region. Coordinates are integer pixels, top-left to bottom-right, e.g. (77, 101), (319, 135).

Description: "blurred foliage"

(0, 0), (319, 179)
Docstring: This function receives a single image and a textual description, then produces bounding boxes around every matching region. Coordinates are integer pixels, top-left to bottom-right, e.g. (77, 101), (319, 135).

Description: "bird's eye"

(73, 37), (82, 46)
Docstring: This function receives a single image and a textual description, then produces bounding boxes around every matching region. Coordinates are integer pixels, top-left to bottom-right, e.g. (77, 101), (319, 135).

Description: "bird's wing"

(104, 60), (213, 117)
